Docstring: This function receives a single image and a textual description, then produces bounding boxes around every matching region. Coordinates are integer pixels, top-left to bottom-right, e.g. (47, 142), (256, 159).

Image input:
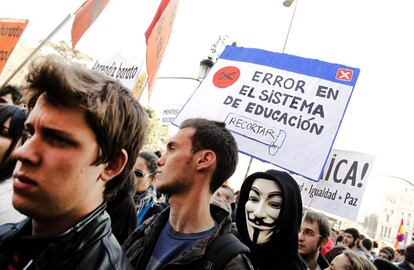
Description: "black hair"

(362, 238), (373, 251)
(137, 151), (159, 174)
(0, 85), (22, 104)
(106, 171), (136, 244)
(344, 228), (360, 241)
(0, 104), (28, 181)
(336, 235), (344, 245)
(325, 245), (349, 263)
(405, 244), (414, 264)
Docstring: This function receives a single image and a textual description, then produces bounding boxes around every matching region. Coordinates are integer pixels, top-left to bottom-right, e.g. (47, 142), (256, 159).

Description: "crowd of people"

(0, 55), (413, 270)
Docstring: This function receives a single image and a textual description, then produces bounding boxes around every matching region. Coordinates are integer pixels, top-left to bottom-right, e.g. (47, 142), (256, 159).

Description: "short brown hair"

(303, 210), (331, 243)
(24, 55), (148, 199)
(342, 250), (375, 270)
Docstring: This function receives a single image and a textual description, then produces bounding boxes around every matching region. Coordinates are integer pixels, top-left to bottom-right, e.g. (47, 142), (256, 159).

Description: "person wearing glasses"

(133, 151), (165, 226)
(298, 210), (331, 270)
(0, 104), (27, 225)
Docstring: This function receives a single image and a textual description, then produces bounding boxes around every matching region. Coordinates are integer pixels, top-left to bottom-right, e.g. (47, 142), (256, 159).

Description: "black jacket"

(399, 261), (413, 270)
(316, 253), (329, 269)
(0, 203), (132, 270)
(236, 169), (307, 270)
(123, 205), (253, 269)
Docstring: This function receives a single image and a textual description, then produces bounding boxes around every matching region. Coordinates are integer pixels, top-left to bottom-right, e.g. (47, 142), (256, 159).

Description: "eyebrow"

(303, 228), (316, 233)
(25, 122), (79, 146)
(251, 186), (282, 198)
(250, 187), (261, 196)
(268, 191), (283, 198)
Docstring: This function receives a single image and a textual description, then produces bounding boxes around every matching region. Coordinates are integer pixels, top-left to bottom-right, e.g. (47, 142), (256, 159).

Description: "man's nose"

(298, 230), (305, 240)
(156, 156), (165, 166)
(13, 134), (41, 167)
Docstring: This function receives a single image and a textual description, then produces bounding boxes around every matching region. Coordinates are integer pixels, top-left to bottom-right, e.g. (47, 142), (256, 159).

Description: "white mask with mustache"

(245, 178), (283, 244)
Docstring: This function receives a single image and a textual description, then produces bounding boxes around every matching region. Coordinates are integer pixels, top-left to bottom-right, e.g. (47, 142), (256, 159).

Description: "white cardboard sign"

(174, 46), (360, 181)
(294, 149), (375, 220)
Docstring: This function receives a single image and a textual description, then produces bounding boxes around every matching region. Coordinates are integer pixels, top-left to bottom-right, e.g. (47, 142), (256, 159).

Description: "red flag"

(145, 0), (179, 98)
(0, 18), (28, 76)
(394, 218), (405, 249)
(71, 0), (109, 48)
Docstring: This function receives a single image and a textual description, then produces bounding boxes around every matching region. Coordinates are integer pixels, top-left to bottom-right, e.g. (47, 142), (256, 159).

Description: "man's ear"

(195, 150), (216, 171)
(100, 149), (128, 182)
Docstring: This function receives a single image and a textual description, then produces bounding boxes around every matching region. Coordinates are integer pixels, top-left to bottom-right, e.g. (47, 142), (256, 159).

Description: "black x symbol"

(218, 71), (237, 80)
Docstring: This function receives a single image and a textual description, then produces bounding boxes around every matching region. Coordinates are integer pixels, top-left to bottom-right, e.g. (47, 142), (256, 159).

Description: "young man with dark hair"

(0, 55), (147, 269)
(124, 118), (252, 269)
(341, 227), (360, 249)
(298, 210), (331, 270)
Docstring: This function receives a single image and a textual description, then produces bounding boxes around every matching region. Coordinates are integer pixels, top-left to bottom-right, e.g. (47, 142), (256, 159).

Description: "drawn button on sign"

(213, 66), (240, 88)
(335, 68), (353, 81)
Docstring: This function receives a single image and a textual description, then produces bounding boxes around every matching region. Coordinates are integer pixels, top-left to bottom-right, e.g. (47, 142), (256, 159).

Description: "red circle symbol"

(212, 66), (240, 88)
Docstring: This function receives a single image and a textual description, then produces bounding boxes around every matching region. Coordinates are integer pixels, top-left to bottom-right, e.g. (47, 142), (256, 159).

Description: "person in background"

(0, 85), (22, 105)
(326, 250), (375, 270)
(341, 228), (360, 250)
(124, 118), (252, 269)
(212, 184), (235, 216)
(320, 229), (335, 257)
(372, 240), (380, 258)
(395, 248), (406, 264)
(373, 258), (402, 270)
(0, 105), (27, 181)
(133, 151), (164, 226)
(360, 238), (374, 261)
(325, 245), (349, 264)
(399, 244), (414, 270)
(298, 210), (330, 270)
(0, 104), (27, 224)
(378, 246), (396, 262)
(236, 169), (307, 270)
(336, 235), (344, 245)
(106, 171), (137, 245)
(0, 55), (147, 269)
(232, 189), (240, 222)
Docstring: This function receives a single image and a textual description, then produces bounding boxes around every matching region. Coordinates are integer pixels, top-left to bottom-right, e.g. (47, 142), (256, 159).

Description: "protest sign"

(89, 52), (144, 91)
(294, 149), (374, 220)
(71, 0), (110, 48)
(0, 18), (28, 76)
(160, 104), (182, 126)
(173, 46), (360, 181)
